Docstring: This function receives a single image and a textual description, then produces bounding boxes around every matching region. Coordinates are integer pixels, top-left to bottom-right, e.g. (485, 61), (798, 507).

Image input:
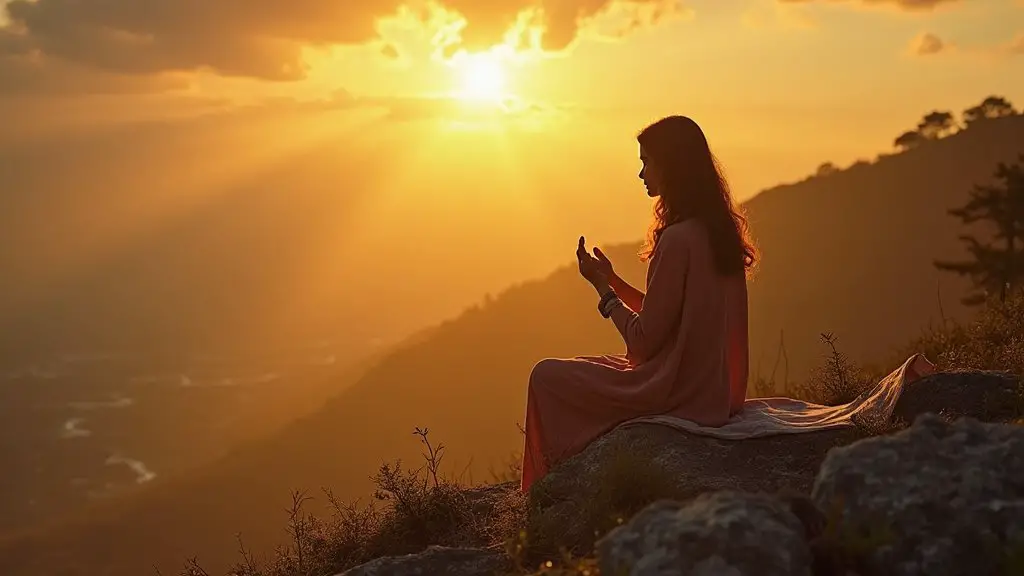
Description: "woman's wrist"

(605, 272), (621, 289)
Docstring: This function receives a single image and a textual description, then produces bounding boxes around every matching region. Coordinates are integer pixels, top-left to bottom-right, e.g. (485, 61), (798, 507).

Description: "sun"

(453, 52), (509, 102)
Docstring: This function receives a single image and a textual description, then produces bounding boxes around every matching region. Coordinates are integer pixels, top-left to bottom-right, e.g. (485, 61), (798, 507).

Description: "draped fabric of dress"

(521, 220), (749, 492)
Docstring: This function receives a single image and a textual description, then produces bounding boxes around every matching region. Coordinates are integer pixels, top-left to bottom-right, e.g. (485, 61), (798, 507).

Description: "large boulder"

(595, 492), (813, 576)
(812, 413), (1024, 576)
(526, 370), (1021, 556)
(891, 369), (1020, 424)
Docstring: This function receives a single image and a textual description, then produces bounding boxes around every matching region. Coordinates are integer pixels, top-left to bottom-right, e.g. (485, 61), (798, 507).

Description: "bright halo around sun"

(453, 51), (510, 103)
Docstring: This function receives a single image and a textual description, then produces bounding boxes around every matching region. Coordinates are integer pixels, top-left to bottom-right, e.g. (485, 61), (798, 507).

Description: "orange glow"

(452, 50), (511, 102)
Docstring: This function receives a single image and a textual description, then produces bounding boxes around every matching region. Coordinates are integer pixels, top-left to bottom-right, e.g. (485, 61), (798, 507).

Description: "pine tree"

(935, 154), (1024, 305)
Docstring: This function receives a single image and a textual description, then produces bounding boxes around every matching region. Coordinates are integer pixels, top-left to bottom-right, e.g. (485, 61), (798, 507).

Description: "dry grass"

(902, 288), (1024, 376)
(184, 428), (489, 576)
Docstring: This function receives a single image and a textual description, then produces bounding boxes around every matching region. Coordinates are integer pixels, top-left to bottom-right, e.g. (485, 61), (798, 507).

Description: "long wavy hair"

(637, 115), (756, 277)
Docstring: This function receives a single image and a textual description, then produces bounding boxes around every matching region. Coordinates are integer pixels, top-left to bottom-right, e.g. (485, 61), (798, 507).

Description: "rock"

(812, 413), (1024, 576)
(526, 371), (1020, 556)
(463, 481), (517, 518)
(595, 492), (812, 576)
(338, 546), (510, 576)
(891, 370), (1020, 424)
(526, 420), (864, 556)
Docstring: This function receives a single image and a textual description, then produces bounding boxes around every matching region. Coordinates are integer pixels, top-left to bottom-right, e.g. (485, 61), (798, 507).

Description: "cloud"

(0, 54), (190, 96)
(908, 32), (946, 55)
(588, 0), (694, 40)
(778, 0), (961, 10)
(0, 0), (680, 85)
(1009, 32), (1024, 55)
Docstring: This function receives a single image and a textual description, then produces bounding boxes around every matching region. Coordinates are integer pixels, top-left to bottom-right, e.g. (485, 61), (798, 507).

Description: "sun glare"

(454, 52), (509, 102)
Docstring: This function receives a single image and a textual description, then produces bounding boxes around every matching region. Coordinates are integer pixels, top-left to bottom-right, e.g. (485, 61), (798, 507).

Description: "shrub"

(791, 333), (875, 406)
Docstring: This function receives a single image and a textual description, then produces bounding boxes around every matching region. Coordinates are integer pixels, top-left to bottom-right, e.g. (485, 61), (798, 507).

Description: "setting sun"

(454, 52), (509, 102)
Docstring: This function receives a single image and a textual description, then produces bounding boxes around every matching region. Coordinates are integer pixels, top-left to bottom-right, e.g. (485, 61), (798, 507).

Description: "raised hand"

(593, 246), (614, 279)
(577, 236), (608, 291)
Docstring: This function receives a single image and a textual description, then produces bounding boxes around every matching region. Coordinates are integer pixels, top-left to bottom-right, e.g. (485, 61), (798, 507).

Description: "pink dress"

(521, 220), (749, 491)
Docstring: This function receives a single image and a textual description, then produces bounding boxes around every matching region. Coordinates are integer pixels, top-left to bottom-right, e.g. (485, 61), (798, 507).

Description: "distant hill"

(743, 115), (1024, 380)
(1, 114), (1023, 576)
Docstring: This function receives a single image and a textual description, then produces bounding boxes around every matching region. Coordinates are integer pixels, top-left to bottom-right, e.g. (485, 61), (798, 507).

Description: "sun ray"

(452, 50), (511, 103)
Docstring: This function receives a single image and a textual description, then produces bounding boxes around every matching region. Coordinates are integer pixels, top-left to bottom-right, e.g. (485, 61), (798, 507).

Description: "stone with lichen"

(812, 413), (1024, 576)
(595, 492), (812, 576)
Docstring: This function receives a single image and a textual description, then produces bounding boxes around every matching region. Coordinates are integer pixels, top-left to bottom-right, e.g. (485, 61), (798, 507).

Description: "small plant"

(792, 333), (873, 406)
(489, 450), (524, 484)
(413, 426), (445, 488)
(229, 534), (263, 576)
(179, 558), (212, 576)
(186, 427), (491, 576)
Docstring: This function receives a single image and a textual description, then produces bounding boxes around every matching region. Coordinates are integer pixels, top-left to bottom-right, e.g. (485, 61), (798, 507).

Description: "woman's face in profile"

(638, 144), (661, 198)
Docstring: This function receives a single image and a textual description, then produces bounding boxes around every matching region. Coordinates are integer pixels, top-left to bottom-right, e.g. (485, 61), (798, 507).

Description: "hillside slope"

(744, 116), (1024, 378)
(1, 115), (1023, 576)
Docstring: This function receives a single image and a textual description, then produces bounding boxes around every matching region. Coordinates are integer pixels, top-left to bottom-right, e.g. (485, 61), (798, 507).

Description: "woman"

(520, 115), (756, 492)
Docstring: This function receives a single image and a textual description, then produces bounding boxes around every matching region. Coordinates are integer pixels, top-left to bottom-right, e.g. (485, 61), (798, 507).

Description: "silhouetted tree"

(935, 154), (1024, 305)
(916, 110), (957, 140)
(894, 130), (923, 151)
(816, 162), (838, 177)
(963, 96), (1017, 127)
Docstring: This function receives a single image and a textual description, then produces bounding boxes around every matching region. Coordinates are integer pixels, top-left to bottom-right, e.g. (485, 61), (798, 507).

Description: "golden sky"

(1, 0), (1023, 350)
(1, 0), (1022, 198)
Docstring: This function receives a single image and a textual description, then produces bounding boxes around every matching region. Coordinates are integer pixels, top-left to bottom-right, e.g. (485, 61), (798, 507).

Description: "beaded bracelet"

(598, 291), (621, 318)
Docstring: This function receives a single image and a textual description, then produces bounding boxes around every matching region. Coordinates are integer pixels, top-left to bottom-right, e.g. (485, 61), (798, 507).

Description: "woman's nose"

(638, 167), (645, 179)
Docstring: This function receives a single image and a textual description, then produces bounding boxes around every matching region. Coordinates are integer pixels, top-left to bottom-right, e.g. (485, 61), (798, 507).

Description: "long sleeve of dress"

(608, 226), (690, 364)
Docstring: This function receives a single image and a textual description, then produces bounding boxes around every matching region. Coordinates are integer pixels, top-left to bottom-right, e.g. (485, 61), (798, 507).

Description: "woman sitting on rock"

(521, 115), (757, 492)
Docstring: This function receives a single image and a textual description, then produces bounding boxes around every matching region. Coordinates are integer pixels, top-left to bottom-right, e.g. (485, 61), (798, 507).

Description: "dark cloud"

(0, 53), (189, 96)
(778, 0), (961, 9)
(1, 0), (391, 81)
(0, 0), (677, 85)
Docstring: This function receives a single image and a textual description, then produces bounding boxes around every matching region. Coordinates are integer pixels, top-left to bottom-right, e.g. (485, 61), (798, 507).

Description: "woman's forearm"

(609, 273), (645, 312)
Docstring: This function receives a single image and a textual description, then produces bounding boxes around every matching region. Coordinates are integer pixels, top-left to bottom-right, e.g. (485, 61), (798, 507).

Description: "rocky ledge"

(339, 369), (1022, 576)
